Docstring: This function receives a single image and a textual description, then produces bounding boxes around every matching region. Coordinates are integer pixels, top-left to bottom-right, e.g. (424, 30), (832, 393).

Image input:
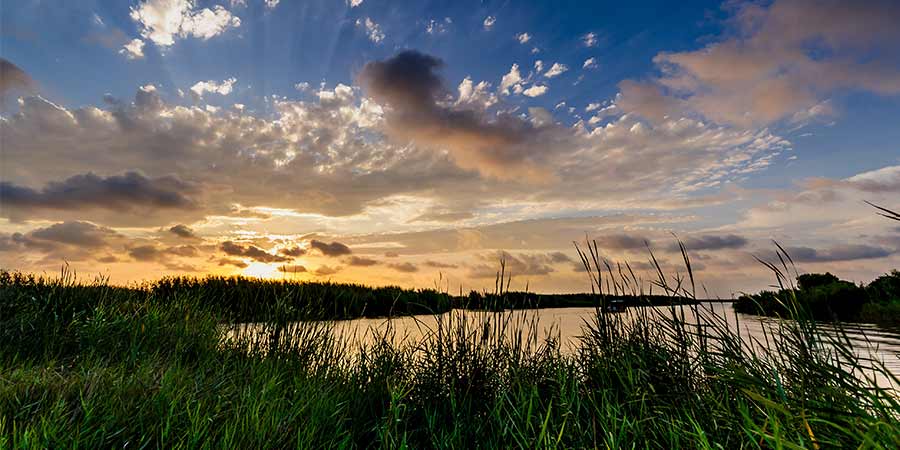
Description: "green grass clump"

(2, 250), (899, 448)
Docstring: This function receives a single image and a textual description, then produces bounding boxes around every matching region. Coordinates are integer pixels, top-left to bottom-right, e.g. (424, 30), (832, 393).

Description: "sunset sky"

(2, 0), (899, 296)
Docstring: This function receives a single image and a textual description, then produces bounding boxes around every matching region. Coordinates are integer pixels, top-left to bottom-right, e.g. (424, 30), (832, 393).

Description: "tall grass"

(1, 250), (899, 448)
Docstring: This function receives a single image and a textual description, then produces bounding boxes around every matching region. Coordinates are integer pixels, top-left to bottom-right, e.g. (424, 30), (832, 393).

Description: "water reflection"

(226, 303), (900, 388)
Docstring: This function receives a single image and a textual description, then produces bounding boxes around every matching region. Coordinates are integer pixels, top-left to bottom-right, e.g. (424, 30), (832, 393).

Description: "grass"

(2, 245), (899, 449)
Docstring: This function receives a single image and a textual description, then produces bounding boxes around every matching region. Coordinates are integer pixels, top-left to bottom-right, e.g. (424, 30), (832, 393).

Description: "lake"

(227, 302), (900, 389)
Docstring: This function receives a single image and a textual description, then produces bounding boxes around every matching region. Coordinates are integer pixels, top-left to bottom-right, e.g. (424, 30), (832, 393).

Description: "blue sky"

(2, 0), (899, 294)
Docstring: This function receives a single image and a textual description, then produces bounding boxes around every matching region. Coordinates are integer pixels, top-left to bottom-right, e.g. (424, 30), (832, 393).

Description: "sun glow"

(241, 262), (281, 279)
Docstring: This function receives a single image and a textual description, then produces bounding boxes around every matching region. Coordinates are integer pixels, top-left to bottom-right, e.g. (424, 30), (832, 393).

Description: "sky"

(1, 0), (899, 296)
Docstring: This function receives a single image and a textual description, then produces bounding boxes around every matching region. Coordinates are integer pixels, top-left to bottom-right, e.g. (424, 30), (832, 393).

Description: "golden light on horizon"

(241, 262), (281, 279)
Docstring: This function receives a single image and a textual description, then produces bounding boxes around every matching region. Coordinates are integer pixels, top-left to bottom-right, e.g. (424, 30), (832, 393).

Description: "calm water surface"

(227, 303), (900, 389)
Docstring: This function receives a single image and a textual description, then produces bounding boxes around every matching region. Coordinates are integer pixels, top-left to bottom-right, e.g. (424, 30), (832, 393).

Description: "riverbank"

(734, 271), (900, 327)
(2, 271), (898, 447)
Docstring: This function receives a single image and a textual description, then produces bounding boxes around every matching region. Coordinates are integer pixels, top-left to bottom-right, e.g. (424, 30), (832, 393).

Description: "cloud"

(310, 240), (352, 256)
(217, 257), (248, 268)
(119, 39), (145, 59)
(29, 221), (119, 248)
(388, 262), (418, 272)
(583, 57), (598, 70)
(359, 50), (558, 181)
(640, 0), (900, 126)
(455, 77), (497, 111)
(264, 0), (279, 9)
(129, 0), (241, 47)
(424, 260), (458, 269)
(190, 78), (236, 99)
(169, 224), (198, 239)
(314, 265), (341, 276)
(483, 16), (496, 30)
(582, 32), (598, 47)
(279, 246), (306, 257)
(544, 63), (568, 78)
(278, 264), (307, 273)
(593, 234), (651, 251)
(355, 17), (384, 43)
(499, 64), (523, 95)
(0, 172), (197, 224)
(522, 85), (548, 97)
(0, 59), (34, 97)
(784, 244), (893, 263)
(220, 241), (291, 263)
(346, 256), (379, 266)
(669, 234), (747, 252)
(426, 18), (451, 35)
(515, 33), (531, 44)
(468, 251), (570, 278)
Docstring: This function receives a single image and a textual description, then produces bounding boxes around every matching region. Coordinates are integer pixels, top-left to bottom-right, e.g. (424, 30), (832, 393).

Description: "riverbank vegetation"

(2, 258), (899, 447)
(734, 270), (900, 327)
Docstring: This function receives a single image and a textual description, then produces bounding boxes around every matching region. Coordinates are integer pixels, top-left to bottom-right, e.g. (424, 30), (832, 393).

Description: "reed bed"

(1, 250), (898, 448)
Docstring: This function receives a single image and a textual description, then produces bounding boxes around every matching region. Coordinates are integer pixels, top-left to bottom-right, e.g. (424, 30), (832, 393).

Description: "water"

(227, 303), (900, 389)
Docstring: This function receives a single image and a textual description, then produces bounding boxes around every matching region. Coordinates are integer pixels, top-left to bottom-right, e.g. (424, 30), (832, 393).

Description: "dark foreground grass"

(1, 259), (899, 448)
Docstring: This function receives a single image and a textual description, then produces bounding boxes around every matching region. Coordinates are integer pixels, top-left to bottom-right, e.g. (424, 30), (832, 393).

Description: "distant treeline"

(457, 291), (698, 310)
(733, 271), (900, 326)
(2, 272), (699, 323)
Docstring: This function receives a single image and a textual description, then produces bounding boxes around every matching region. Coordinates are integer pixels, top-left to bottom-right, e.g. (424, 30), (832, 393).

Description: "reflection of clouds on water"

(226, 303), (900, 390)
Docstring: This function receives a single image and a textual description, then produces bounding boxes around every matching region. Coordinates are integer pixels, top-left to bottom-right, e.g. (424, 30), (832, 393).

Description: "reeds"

(1, 253), (898, 448)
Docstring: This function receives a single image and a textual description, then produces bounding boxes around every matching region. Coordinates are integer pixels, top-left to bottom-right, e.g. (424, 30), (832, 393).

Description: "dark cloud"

(220, 241), (292, 263)
(128, 244), (198, 261)
(0, 58), (34, 97)
(277, 265), (308, 273)
(0, 172), (196, 221)
(593, 234), (650, 250)
(468, 251), (568, 278)
(423, 260), (458, 269)
(128, 245), (161, 262)
(314, 265), (341, 276)
(669, 234), (748, 252)
(359, 50), (553, 180)
(346, 256), (379, 266)
(784, 244), (893, 263)
(388, 262), (419, 273)
(217, 258), (248, 269)
(279, 246), (307, 257)
(29, 221), (118, 248)
(169, 224), (198, 239)
(310, 240), (352, 257)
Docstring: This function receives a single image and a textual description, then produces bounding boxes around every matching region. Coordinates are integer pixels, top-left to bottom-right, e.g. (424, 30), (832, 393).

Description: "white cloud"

(264, 0), (279, 10)
(522, 85), (548, 97)
(190, 77), (237, 98)
(583, 57), (598, 69)
(92, 13), (105, 26)
(129, 0), (241, 48)
(456, 77), (497, 110)
(426, 17), (451, 35)
(544, 62), (568, 78)
(585, 102), (602, 112)
(515, 32), (531, 44)
(119, 38), (146, 59)
(499, 64), (523, 95)
(582, 32), (598, 47)
(355, 17), (384, 43)
(641, 0), (900, 127)
(534, 60), (544, 73)
(349, 0), (364, 7)
(483, 16), (496, 30)
(294, 82), (310, 91)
